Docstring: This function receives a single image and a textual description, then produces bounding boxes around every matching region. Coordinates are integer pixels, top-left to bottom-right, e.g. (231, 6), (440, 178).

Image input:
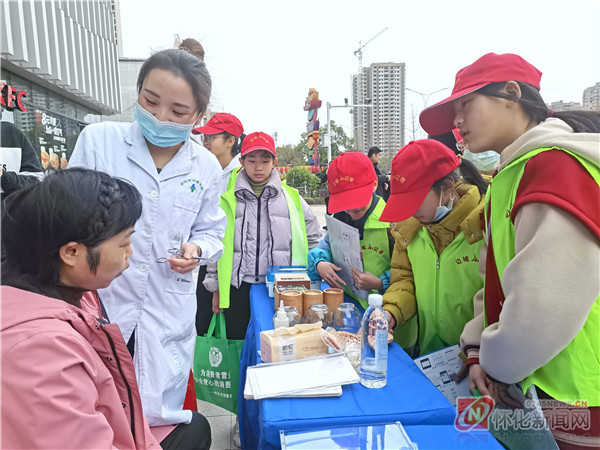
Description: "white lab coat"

(220, 155), (242, 194)
(69, 121), (226, 426)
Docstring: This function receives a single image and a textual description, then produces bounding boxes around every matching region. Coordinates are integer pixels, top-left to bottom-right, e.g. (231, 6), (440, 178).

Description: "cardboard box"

(260, 323), (329, 363)
(267, 266), (307, 298)
(274, 273), (311, 310)
(274, 272), (311, 289)
(267, 265), (307, 282)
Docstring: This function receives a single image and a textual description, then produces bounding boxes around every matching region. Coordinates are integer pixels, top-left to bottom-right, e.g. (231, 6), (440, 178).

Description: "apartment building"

(352, 62), (405, 156)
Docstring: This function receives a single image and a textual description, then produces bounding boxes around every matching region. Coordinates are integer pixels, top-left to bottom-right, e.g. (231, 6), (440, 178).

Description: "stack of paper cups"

(281, 291), (303, 315)
(303, 290), (323, 315)
(323, 288), (344, 312)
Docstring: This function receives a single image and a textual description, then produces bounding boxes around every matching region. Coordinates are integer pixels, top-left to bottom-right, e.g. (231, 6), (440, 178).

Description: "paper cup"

(302, 290), (323, 314)
(281, 291), (303, 314)
(323, 288), (344, 311)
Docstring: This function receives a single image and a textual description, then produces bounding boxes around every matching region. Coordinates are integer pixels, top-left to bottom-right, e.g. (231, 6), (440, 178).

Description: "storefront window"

(2, 72), (104, 174)
(30, 86), (48, 109)
(49, 95), (65, 115)
(3, 73), (31, 93)
(64, 102), (76, 120)
(18, 107), (86, 173)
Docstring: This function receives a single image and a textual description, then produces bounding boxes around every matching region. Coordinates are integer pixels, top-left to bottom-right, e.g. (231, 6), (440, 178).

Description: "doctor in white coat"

(69, 45), (225, 439)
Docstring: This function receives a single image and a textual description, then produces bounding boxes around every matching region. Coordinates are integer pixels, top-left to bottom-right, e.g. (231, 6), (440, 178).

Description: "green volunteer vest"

(406, 227), (484, 356)
(217, 180), (308, 308)
(485, 147), (600, 405)
(226, 167), (240, 191)
(344, 198), (392, 309)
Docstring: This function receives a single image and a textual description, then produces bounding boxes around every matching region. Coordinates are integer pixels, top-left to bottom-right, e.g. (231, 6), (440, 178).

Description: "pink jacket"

(0, 286), (161, 449)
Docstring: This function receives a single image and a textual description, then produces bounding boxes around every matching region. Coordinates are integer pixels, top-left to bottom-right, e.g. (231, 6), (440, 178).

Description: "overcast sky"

(119, 0), (600, 146)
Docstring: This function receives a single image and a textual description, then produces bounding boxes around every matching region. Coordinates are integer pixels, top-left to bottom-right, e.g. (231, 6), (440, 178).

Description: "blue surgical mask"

(134, 103), (197, 147)
(463, 149), (500, 172)
(432, 188), (454, 222)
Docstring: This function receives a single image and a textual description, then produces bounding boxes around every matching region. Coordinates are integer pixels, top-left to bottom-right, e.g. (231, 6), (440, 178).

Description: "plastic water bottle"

(360, 294), (388, 388)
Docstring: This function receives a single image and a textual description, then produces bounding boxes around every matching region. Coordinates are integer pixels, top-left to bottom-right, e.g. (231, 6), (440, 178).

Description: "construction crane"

(353, 27), (388, 151)
(354, 27), (388, 73)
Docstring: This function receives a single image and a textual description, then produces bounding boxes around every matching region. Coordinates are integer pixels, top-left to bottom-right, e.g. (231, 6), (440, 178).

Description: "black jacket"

(1, 121), (43, 200)
(372, 162), (389, 201)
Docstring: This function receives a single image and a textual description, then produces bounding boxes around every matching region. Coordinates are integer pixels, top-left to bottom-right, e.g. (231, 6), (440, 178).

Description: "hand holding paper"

(317, 261), (346, 288)
(325, 215), (368, 299)
(468, 363), (491, 397)
(351, 268), (382, 291)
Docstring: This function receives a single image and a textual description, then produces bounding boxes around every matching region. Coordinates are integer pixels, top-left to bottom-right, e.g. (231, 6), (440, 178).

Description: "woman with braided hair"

(0, 168), (162, 448)
(69, 40), (223, 446)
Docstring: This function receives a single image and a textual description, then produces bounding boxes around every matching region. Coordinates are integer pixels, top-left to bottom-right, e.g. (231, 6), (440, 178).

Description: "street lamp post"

(326, 101), (372, 165)
(405, 87), (449, 109)
(405, 87), (449, 139)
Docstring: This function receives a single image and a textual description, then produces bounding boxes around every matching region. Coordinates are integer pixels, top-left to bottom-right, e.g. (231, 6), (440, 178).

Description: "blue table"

(238, 284), (502, 449)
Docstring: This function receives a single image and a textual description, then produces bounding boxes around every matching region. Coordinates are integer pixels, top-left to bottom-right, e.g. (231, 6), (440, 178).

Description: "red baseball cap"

(240, 132), (277, 157)
(192, 112), (244, 137)
(419, 53), (543, 135)
(327, 152), (376, 214)
(380, 140), (460, 222)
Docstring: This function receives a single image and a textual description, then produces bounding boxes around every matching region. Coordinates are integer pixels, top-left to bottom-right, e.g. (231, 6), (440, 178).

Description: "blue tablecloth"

(238, 284), (502, 449)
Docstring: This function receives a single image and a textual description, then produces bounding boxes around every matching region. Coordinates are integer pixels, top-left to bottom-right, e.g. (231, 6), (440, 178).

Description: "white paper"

(414, 344), (470, 404)
(244, 381), (342, 399)
(246, 353), (359, 400)
(325, 215), (367, 299)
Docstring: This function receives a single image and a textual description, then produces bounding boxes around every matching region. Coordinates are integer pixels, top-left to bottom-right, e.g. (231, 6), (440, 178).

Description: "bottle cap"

(368, 293), (383, 307)
(276, 300), (287, 319)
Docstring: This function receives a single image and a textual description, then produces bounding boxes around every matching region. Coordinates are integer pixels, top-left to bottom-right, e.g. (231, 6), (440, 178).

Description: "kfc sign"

(0, 83), (28, 112)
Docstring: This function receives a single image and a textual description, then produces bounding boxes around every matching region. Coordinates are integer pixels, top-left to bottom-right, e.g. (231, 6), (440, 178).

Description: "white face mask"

(463, 149), (500, 172)
(432, 188), (454, 222)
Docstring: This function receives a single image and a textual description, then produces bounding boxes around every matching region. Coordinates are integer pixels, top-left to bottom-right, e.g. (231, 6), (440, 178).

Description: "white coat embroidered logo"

(209, 347), (223, 368)
(180, 178), (203, 193)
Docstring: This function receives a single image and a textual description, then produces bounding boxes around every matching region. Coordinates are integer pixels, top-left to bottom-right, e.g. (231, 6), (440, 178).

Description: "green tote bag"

(193, 313), (244, 414)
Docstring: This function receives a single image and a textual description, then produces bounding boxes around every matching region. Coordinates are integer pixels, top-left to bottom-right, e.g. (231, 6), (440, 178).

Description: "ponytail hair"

(431, 158), (488, 196)
(232, 133), (245, 156)
(221, 132), (246, 156)
(458, 158), (488, 194)
(478, 82), (600, 133)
